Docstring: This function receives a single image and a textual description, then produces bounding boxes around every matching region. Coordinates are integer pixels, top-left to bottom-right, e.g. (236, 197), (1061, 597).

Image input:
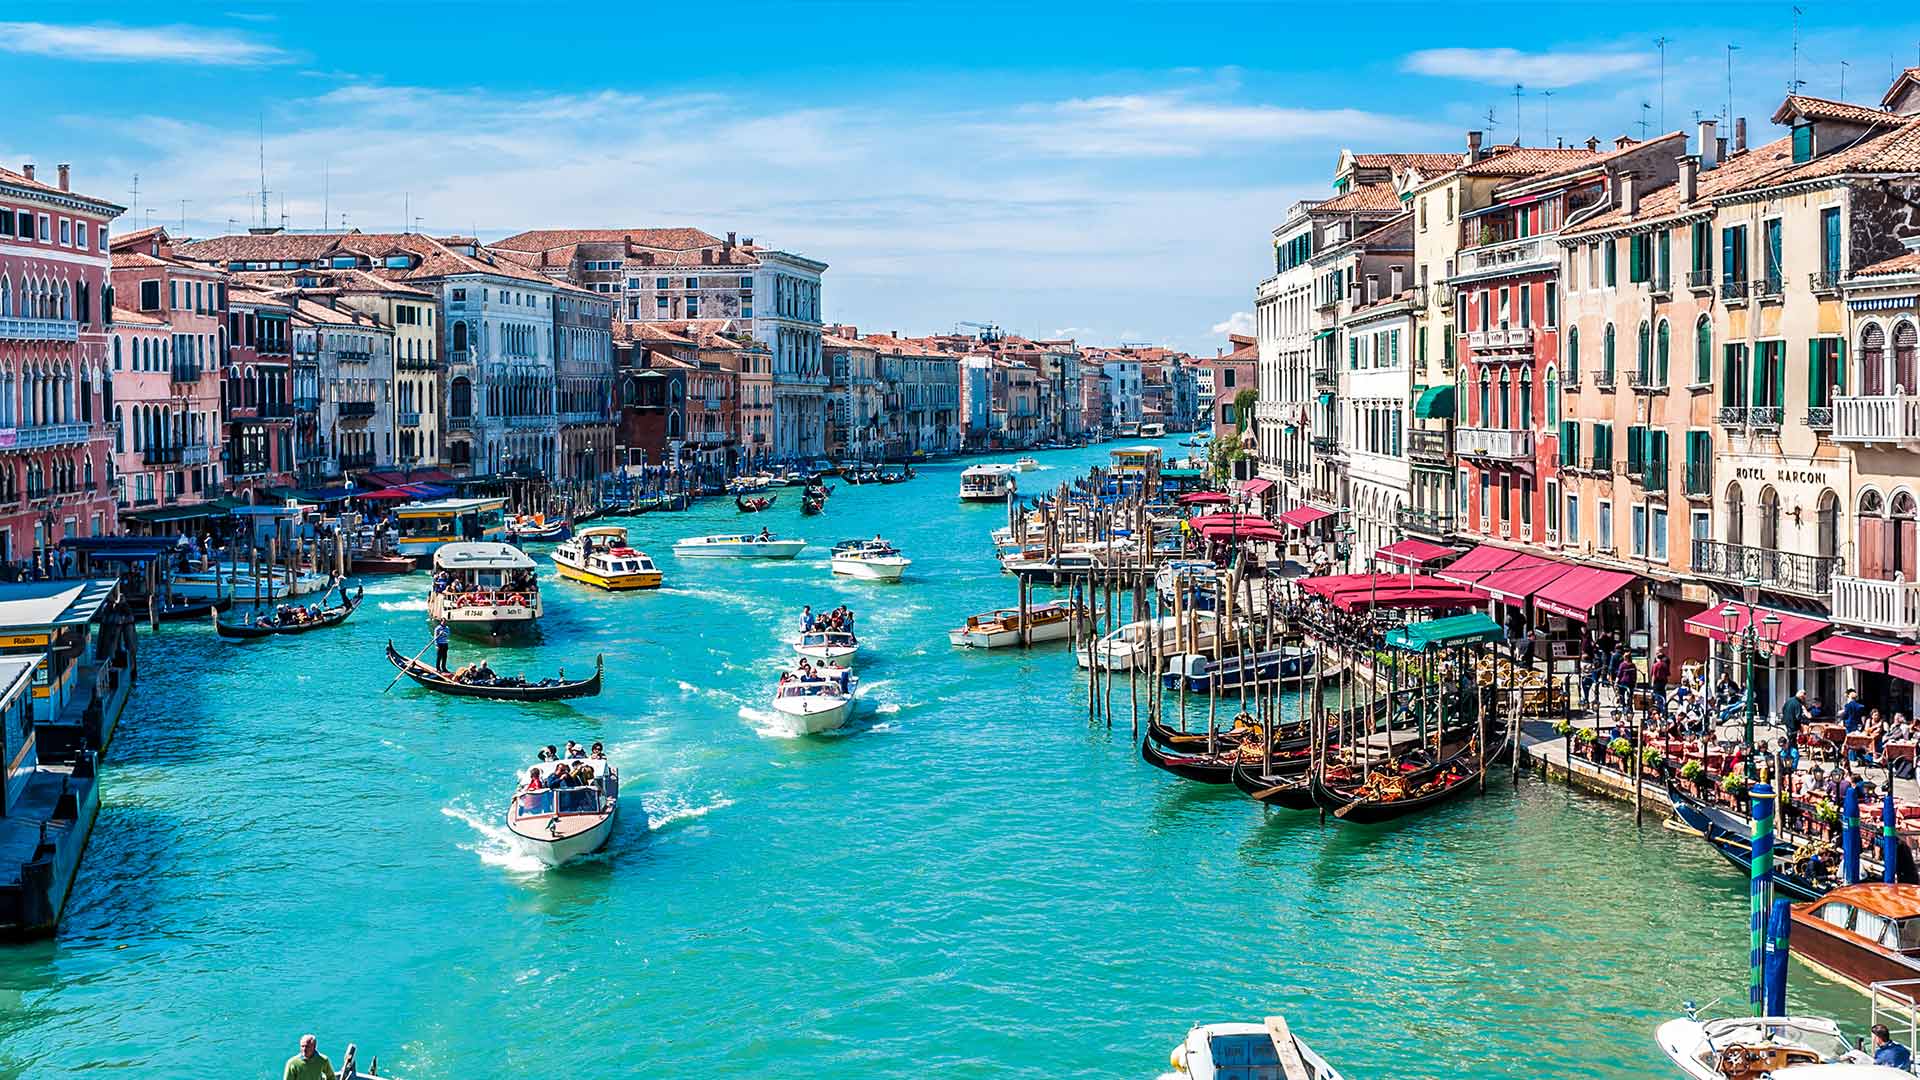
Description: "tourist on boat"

(551, 761), (574, 788)
(283, 1034), (336, 1080)
(801, 605), (814, 632)
(1873, 1025), (1913, 1069)
(757, 527), (772, 542)
(433, 619), (451, 671)
(524, 766), (545, 791)
(590, 741), (605, 759)
(565, 740), (584, 758)
(539, 745), (558, 762)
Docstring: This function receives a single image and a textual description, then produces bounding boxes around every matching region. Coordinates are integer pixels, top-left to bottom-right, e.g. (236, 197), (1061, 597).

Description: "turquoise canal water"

(0, 437), (1878, 1078)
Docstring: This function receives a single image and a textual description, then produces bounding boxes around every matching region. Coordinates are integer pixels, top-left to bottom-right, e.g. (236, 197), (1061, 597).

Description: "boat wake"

(737, 705), (792, 737)
(642, 792), (734, 830)
(441, 804), (546, 874)
(379, 598), (429, 613)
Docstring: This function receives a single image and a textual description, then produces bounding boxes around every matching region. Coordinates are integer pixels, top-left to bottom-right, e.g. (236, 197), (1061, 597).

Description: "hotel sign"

(1732, 465), (1833, 486)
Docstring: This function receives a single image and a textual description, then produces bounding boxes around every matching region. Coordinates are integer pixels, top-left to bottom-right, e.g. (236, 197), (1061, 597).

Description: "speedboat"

(1078, 612), (1220, 672)
(1656, 1012), (1906, 1079)
(1001, 548), (1100, 584)
(768, 664), (857, 736)
(959, 464), (1016, 501)
(505, 755), (619, 867)
(829, 539), (910, 582)
(948, 599), (1083, 648)
(795, 628), (859, 664)
(1164, 1017), (1346, 1080)
(1013, 456), (1040, 472)
(673, 533), (807, 559)
(506, 514), (570, 543)
(551, 525), (661, 590)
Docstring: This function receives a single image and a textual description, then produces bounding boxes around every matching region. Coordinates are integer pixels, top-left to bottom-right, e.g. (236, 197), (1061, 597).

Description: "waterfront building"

(613, 322), (694, 467)
(1339, 267), (1417, 564)
(221, 286), (297, 499)
(960, 354), (994, 449)
(0, 164), (122, 561)
(866, 333), (960, 457)
(553, 291), (615, 486)
(1197, 334), (1256, 440)
(107, 307), (174, 514)
(286, 296), (393, 482)
(1079, 358), (1110, 440)
(823, 330), (884, 461)
(1102, 358), (1142, 429)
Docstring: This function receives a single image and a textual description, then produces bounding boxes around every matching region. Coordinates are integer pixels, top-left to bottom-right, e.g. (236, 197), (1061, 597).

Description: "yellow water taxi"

(551, 526), (662, 590)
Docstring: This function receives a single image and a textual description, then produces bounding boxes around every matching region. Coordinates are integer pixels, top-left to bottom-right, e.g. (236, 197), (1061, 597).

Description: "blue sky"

(6, 3), (1920, 353)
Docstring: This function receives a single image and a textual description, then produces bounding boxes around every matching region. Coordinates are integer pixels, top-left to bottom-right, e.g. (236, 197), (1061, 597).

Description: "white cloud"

(980, 91), (1447, 158)
(0, 21), (286, 65)
(1403, 47), (1649, 89)
(1211, 312), (1255, 336)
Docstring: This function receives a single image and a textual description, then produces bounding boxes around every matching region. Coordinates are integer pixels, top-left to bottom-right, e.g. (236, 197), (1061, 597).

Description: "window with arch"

(450, 376), (472, 419)
(1695, 315), (1713, 385)
(1602, 323), (1616, 383)
(1894, 491), (1920, 581)
(1759, 487), (1781, 551)
(1655, 319), (1670, 385)
(1636, 320), (1652, 383)
(1726, 482), (1745, 545)
(1498, 369), (1512, 427)
(1817, 489), (1839, 561)
(1897, 321), (1918, 394)
(1863, 323), (1888, 395)
(1546, 365), (1560, 425)
(1519, 368), (1533, 429)
(1478, 369), (1490, 425)
(1565, 325), (1580, 383)
(452, 321), (469, 353)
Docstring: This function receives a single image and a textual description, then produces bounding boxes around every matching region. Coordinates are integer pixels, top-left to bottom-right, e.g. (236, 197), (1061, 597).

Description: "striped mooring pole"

(1749, 781), (1775, 1017)
(1843, 781), (1861, 885)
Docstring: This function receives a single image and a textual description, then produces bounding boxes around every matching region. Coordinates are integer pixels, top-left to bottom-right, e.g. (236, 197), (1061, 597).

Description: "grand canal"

(0, 438), (1873, 1077)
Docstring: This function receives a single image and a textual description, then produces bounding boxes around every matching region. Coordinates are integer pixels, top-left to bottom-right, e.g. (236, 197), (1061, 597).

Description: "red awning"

(1810, 633), (1920, 674)
(361, 469), (454, 488)
(1436, 544), (1550, 586)
(1178, 492), (1232, 505)
(1186, 512), (1265, 528)
(1197, 522), (1286, 543)
(1375, 538), (1456, 568)
(1278, 505), (1334, 529)
(1472, 561), (1570, 605)
(1331, 585), (1485, 613)
(1236, 477), (1274, 498)
(1684, 603), (1830, 658)
(1892, 651), (1920, 684)
(354, 486), (423, 501)
(1534, 567), (1638, 622)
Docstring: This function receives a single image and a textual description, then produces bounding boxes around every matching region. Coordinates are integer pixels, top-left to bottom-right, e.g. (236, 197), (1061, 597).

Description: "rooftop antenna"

(179, 199), (190, 235)
(1512, 84), (1524, 140)
(322, 161), (329, 233)
(1484, 106), (1500, 139)
(1841, 59), (1850, 100)
(257, 110), (268, 230)
(1541, 89), (1554, 144)
(128, 173), (139, 220)
(1655, 37), (1670, 131)
(1637, 102), (1652, 139)
(278, 191), (286, 230)
(1726, 44), (1740, 127)
(404, 192), (410, 234)
(1792, 7), (1802, 94)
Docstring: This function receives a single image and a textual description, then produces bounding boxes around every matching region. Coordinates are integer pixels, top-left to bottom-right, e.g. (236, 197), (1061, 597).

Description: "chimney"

(1614, 135), (1636, 150)
(20, 164), (32, 180)
(1697, 119), (1719, 169)
(1717, 136), (1729, 161)
(1733, 117), (1748, 155)
(741, 236), (753, 247)
(1585, 136), (1600, 152)
(727, 231), (737, 245)
(56, 164), (69, 191)
(1465, 130), (1483, 164)
(702, 248), (713, 265)
(1678, 155), (1699, 204)
(1390, 265), (1405, 294)
(1365, 274), (1380, 303)
(1619, 172), (1639, 217)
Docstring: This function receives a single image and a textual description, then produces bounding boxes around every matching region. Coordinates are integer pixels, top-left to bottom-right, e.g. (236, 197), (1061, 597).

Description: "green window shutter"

(1605, 240), (1617, 286)
(1696, 319), (1712, 383)
(1722, 345), (1738, 406)
(1838, 338), (1848, 394)
(1722, 228), (1737, 281)
(1808, 340), (1824, 409)
(1773, 344), (1787, 408)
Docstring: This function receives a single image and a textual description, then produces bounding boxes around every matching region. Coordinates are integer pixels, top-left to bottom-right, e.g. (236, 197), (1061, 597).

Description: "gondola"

(1307, 732), (1511, 825)
(383, 640), (603, 701)
(1665, 780), (1841, 901)
(801, 493), (826, 516)
(736, 495), (777, 513)
(1140, 729), (1316, 785)
(1230, 758), (1321, 810)
(1144, 714), (1304, 755)
(213, 587), (364, 639)
(156, 595), (230, 622)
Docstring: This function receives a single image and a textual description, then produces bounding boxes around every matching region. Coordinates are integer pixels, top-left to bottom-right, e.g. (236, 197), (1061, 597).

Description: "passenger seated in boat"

(550, 762), (574, 788)
(590, 742), (605, 759)
(539, 745), (558, 762)
(523, 767), (545, 792)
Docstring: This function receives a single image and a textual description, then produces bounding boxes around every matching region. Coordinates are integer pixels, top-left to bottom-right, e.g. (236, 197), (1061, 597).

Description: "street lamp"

(1721, 575), (1783, 780)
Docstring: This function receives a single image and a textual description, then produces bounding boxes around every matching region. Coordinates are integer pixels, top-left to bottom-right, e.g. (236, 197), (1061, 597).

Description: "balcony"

(398, 410), (421, 428)
(338, 349), (374, 363)
(397, 356), (436, 372)
(3, 423), (91, 451)
(1632, 460), (1668, 492)
(337, 401), (377, 420)
(1833, 574), (1920, 635)
(1805, 406), (1833, 432)
(1309, 434), (1340, 455)
(447, 414), (473, 431)
(339, 452), (376, 470)
(449, 349), (470, 365)
(1396, 506), (1456, 539)
(1687, 268), (1714, 293)
(1757, 276), (1784, 302)
(293, 396), (320, 413)
(1595, 370), (1617, 391)
(1454, 426), (1533, 462)
(1461, 235), (1551, 276)
(1310, 366), (1337, 389)
(1409, 427), (1450, 463)
(1719, 405), (1749, 428)
(1692, 538), (1839, 597)
(183, 444), (211, 466)
(1629, 373), (1669, 395)
(506, 415), (550, 429)
(1721, 278), (1750, 303)
(1651, 274), (1673, 299)
(0, 317), (79, 342)
(142, 445), (182, 466)
(695, 431), (730, 444)
(1684, 459), (1712, 498)
(1750, 406), (1783, 431)
(1811, 269), (1841, 295)
(1834, 394), (1920, 447)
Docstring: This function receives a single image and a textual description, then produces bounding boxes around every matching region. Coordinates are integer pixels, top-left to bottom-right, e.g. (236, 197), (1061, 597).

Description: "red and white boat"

(506, 756), (619, 867)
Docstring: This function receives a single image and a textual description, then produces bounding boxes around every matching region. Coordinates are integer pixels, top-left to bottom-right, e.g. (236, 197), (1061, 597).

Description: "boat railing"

(439, 588), (537, 608)
(1870, 979), (1920, 1064)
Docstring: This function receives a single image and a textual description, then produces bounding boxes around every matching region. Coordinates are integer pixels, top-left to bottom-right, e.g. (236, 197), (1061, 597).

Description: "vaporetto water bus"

(392, 497), (509, 558)
(958, 464), (1016, 501)
(551, 526), (661, 590)
(428, 542), (541, 637)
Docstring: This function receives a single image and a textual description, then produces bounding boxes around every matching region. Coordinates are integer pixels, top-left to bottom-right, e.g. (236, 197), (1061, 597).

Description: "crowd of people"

(800, 604), (856, 636)
(517, 742), (611, 813)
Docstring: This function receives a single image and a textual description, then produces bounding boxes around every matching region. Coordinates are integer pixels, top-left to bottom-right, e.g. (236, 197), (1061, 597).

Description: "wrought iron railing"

(1691, 538), (1839, 596)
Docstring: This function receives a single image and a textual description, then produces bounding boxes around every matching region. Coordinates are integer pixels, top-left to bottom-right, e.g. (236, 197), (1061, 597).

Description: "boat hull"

(949, 618), (1075, 648)
(552, 557), (661, 590)
(673, 540), (806, 559)
(830, 557), (907, 581)
(767, 697), (853, 736)
(795, 644), (858, 664)
(508, 809), (615, 867)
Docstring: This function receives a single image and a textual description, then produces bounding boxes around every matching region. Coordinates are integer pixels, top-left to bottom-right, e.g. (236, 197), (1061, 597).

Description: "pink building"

(1201, 334), (1257, 440)
(0, 163), (121, 562)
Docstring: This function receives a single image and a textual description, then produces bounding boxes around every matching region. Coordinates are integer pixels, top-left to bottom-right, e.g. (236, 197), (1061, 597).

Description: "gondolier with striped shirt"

(433, 619), (451, 671)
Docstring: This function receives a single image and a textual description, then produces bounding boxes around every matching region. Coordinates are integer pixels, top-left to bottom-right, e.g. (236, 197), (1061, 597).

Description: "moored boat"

(959, 464), (1016, 501)
(947, 599), (1083, 648)
(795, 628), (859, 664)
(1013, 456), (1040, 472)
(1791, 883), (1920, 995)
(1164, 1016), (1347, 1080)
(1160, 646), (1315, 693)
(1078, 612), (1221, 672)
(428, 542), (542, 638)
(1656, 1011), (1902, 1079)
(506, 514), (571, 543)
(214, 586), (363, 639)
(384, 640), (602, 700)
(551, 526), (661, 590)
(673, 533), (807, 559)
(507, 753), (619, 867)
(1667, 782), (1841, 901)
(1308, 732), (1510, 825)
(829, 538), (910, 581)
(766, 663), (857, 736)
(392, 496), (509, 557)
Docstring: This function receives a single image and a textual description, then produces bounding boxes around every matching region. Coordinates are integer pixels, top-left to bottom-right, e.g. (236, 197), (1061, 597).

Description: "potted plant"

(1574, 727), (1601, 762)
(1640, 744), (1664, 772)
(1721, 772), (1751, 811)
(1680, 759), (1707, 795)
(1608, 736), (1633, 768)
(1553, 719), (1573, 737)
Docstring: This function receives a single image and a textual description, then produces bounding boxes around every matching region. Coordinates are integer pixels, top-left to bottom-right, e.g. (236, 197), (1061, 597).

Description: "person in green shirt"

(284, 1034), (336, 1080)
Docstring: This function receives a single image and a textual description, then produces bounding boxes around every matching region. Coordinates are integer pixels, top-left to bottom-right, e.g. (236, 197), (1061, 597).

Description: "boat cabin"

(959, 465), (1015, 500)
(433, 543), (538, 595)
(513, 760), (616, 821)
(392, 498), (509, 556)
(800, 630), (857, 649)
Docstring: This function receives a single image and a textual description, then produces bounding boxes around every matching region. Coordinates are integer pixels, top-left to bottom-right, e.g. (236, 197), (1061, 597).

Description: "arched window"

(1478, 369), (1490, 425)
(1894, 491), (1919, 581)
(1695, 315), (1713, 385)
(1519, 367), (1533, 428)
(1863, 323), (1888, 396)
(450, 376), (472, 419)
(1655, 319), (1670, 385)
(1760, 486), (1781, 551)
(1565, 326), (1580, 383)
(1897, 321), (1918, 394)
(1817, 489), (1839, 561)
(452, 321), (468, 353)
(1546, 365), (1560, 425)
(112, 337), (121, 371)
(1727, 482), (1746, 546)
(1498, 369), (1512, 427)
(1636, 320), (1652, 383)
(1603, 323), (1616, 382)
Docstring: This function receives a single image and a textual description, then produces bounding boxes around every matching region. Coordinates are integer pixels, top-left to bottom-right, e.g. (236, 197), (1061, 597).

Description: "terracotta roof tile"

(1314, 183), (1404, 213)
(1858, 250), (1920, 277)
(493, 227), (726, 253)
(1461, 146), (1603, 176)
(0, 165), (122, 212)
(1773, 95), (1896, 126)
(109, 306), (168, 327)
(1350, 153), (1462, 174)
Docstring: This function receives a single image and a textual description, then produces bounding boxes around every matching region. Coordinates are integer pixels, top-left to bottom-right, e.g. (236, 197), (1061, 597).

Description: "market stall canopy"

(1810, 633), (1920, 674)
(1533, 567), (1637, 622)
(1385, 613), (1505, 652)
(1470, 561), (1568, 605)
(1200, 524), (1287, 544)
(1331, 585), (1483, 614)
(1235, 477), (1274, 499)
(1437, 544), (1551, 586)
(1374, 538), (1456, 568)
(1683, 603), (1829, 658)
(1892, 651), (1920, 684)
(1177, 492), (1232, 505)
(1412, 384), (1455, 419)
(1186, 512), (1269, 530)
(1277, 506), (1334, 529)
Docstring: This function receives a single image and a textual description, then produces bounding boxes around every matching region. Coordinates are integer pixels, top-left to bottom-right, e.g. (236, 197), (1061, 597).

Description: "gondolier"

(433, 619), (450, 671)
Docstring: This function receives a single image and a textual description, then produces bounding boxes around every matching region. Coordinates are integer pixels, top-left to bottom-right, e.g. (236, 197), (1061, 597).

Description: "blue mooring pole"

(1885, 789), (1900, 885)
(1764, 896), (1791, 1016)
(1749, 781), (1775, 1017)
(1843, 781), (1861, 885)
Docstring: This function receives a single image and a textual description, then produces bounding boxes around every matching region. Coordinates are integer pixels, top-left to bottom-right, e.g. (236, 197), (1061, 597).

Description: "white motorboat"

(1163, 1017), (1346, 1080)
(959, 464), (1016, 501)
(1656, 1013), (1907, 1079)
(505, 755), (619, 867)
(1001, 548), (1101, 584)
(673, 533), (807, 559)
(767, 664), (857, 736)
(551, 525), (661, 590)
(795, 628), (859, 664)
(1013, 456), (1040, 471)
(429, 542), (541, 637)
(829, 539), (911, 581)
(947, 599), (1083, 648)
(1078, 612), (1220, 672)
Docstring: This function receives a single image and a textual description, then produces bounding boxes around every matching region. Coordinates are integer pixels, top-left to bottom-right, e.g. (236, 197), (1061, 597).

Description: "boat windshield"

(516, 789), (556, 816)
(1702, 1019), (1854, 1061)
(1208, 1033), (1282, 1075)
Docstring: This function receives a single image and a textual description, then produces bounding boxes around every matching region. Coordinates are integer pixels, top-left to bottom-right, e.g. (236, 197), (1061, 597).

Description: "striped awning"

(1848, 296), (1919, 311)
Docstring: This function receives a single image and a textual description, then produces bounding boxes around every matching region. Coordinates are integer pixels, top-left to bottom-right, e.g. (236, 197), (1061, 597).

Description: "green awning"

(1160, 468), (1203, 478)
(1385, 613), (1503, 652)
(1316, 392), (1334, 406)
(1413, 384), (1456, 419)
(1312, 329), (1335, 341)
(123, 503), (230, 523)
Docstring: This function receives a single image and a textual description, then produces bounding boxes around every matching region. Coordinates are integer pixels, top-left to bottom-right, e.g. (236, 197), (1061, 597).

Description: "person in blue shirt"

(433, 619), (451, 671)
(1843, 688), (1868, 732)
(800, 605), (815, 633)
(1872, 1024), (1912, 1069)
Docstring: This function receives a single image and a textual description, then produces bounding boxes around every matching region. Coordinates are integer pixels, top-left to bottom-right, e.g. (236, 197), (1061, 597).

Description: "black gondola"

(1307, 733), (1511, 825)
(213, 587), (363, 639)
(157, 596), (230, 622)
(801, 493), (826, 516)
(1230, 758), (1321, 810)
(1666, 781), (1840, 901)
(1140, 729), (1316, 784)
(736, 495), (777, 513)
(383, 640), (603, 701)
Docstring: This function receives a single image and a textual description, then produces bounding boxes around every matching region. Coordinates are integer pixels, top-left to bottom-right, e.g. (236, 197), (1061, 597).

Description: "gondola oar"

(384, 639), (435, 694)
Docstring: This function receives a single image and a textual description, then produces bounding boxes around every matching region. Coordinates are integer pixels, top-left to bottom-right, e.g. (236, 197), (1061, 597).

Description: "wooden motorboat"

(384, 640), (602, 700)
(766, 663), (857, 736)
(1167, 1016), (1348, 1080)
(213, 587), (363, 639)
(1790, 883), (1920, 994)
(673, 533), (806, 559)
(351, 553), (417, 575)
(551, 526), (661, 590)
(735, 495), (777, 513)
(506, 516), (571, 543)
(795, 629), (859, 664)
(1656, 1012), (1900, 1079)
(507, 754), (618, 866)
(1078, 612), (1220, 672)
(946, 600), (1083, 648)
(829, 539), (910, 581)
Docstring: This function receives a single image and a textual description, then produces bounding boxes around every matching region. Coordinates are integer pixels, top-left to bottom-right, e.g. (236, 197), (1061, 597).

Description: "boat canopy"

(433, 542), (535, 570)
(1385, 613), (1505, 652)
